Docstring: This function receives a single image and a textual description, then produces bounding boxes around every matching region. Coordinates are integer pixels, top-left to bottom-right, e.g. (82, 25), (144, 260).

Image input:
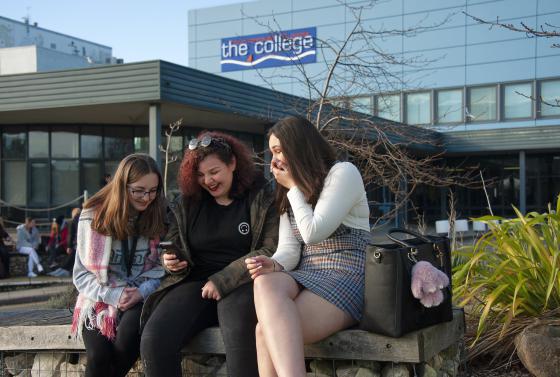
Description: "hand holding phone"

(159, 241), (188, 272)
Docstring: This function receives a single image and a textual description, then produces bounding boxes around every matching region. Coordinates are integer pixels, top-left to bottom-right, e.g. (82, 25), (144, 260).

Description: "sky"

(1, 0), (244, 66)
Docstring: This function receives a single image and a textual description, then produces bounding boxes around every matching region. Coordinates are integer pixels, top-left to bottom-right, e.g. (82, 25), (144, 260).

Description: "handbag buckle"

(434, 244), (444, 265)
(408, 248), (419, 263)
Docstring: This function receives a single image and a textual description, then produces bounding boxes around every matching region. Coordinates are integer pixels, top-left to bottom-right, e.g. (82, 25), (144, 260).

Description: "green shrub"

(453, 195), (560, 355)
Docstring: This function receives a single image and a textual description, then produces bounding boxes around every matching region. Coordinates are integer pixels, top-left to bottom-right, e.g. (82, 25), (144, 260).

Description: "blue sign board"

(220, 27), (316, 72)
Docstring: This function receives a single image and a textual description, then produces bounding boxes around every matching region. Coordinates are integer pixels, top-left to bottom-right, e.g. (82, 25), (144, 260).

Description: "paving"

(0, 276), (73, 312)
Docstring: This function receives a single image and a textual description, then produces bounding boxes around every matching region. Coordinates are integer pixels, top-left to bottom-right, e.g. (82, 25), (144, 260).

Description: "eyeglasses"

(188, 135), (230, 151)
(128, 187), (159, 200)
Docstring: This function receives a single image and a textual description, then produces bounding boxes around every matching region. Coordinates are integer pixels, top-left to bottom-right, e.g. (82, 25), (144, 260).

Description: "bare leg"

(253, 272), (304, 377)
(295, 290), (356, 344)
(254, 274), (357, 377)
(255, 322), (278, 377)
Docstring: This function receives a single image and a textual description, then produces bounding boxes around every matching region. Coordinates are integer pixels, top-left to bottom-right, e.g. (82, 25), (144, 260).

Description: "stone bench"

(0, 308), (465, 376)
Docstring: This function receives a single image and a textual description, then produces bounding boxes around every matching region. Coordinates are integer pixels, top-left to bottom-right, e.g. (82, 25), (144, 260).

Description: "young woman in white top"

(245, 116), (371, 377)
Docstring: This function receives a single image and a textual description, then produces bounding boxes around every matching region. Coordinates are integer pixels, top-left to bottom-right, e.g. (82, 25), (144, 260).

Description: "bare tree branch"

(466, 12), (560, 48)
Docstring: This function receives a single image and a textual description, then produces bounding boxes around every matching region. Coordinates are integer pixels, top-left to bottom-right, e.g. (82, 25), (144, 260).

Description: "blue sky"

(1, 0), (243, 66)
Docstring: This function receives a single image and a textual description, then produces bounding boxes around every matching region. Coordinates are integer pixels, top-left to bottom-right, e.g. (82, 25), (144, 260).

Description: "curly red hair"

(178, 131), (256, 199)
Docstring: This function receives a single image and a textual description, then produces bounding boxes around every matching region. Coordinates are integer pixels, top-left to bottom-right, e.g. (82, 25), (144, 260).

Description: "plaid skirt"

(286, 211), (371, 321)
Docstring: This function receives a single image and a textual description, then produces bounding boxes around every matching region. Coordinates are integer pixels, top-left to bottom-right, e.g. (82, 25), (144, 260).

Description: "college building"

(188, 0), (560, 223)
(1, 1), (559, 226)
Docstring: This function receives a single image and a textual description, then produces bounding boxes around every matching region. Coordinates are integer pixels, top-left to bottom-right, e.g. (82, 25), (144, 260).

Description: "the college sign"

(220, 27), (316, 72)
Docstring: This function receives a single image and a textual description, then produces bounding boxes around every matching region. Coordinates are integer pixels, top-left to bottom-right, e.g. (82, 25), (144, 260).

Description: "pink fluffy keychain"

(411, 261), (450, 308)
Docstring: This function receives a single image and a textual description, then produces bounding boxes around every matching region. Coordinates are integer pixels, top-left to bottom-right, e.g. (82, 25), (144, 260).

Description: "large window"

(406, 92), (431, 125)
(30, 162), (49, 204)
(437, 89), (463, 123)
(2, 128), (26, 158)
(447, 155), (519, 218)
(526, 154), (560, 213)
(105, 127), (133, 160)
(83, 162), (102, 194)
(81, 126), (103, 158)
(29, 129), (49, 158)
(468, 86), (496, 121)
(503, 82), (532, 119)
(52, 160), (79, 204)
(376, 94), (401, 122)
(540, 80), (560, 117)
(2, 161), (26, 205)
(52, 127), (79, 158)
(349, 96), (373, 115)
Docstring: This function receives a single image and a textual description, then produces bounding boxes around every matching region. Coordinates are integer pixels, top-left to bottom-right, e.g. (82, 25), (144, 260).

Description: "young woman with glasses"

(245, 116), (371, 377)
(71, 153), (166, 377)
(140, 131), (278, 377)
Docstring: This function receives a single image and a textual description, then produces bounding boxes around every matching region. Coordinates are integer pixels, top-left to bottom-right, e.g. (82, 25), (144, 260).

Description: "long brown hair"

(268, 116), (336, 214)
(84, 153), (165, 240)
(178, 131), (256, 200)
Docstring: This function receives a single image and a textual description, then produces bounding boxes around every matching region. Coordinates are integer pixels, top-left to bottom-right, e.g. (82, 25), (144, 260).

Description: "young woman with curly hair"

(140, 131), (279, 377)
(246, 116), (371, 377)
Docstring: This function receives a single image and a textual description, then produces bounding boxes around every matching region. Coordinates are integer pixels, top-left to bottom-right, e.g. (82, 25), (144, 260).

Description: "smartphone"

(158, 241), (179, 254)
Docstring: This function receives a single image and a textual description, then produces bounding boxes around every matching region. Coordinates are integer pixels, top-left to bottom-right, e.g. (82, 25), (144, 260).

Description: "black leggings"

(140, 280), (259, 377)
(82, 303), (142, 377)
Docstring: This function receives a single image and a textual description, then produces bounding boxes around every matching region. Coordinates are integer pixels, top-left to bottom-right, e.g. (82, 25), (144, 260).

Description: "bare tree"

(466, 13), (559, 48)
(466, 12), (560, 108)
(159, 118), (183, 197)
(244, 1), (475, 227)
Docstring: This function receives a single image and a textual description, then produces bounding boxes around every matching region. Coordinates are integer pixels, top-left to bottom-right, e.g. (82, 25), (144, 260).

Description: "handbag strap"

(386, 228), (431, 248)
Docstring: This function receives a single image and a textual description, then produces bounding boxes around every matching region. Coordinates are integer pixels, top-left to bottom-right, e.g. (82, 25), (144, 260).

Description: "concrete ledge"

(0, 308), (464, 363)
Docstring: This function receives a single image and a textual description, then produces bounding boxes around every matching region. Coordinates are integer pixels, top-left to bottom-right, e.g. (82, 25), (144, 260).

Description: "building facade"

(0, 60), (307, 225)
(0, 15), (117, 75)
(188, 0), (560, 223)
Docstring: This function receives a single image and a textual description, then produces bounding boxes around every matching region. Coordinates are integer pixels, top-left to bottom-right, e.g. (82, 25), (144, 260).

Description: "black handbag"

(360, 228), (453, 337)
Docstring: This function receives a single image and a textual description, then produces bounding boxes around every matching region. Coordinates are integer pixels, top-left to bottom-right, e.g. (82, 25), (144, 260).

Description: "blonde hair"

(71, 207), (81, 219)
(83, 154), (165, 240)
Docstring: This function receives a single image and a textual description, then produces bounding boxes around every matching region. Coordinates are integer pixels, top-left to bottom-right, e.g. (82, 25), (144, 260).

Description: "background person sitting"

(48, 208), (81, 277)
(46, 215), (68, 269)
(0, 217), (13, 278)
(16, 217), (44, 278)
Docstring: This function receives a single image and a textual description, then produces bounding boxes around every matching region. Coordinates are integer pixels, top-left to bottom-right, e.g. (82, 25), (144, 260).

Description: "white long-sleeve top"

(272, 162), (370, 271)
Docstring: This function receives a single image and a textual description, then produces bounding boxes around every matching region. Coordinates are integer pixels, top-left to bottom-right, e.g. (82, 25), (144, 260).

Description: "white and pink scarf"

(71, 223), (160, 341)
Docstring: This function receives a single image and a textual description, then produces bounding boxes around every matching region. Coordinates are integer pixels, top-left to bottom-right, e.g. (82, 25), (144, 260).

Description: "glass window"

(105, 161), (120, 177)
(526, 154), (560, 213)
(30, 162), (49, 204)
(503, 83), (532, 119)
(437, 89), (463, 123)
(134, 126), (149, 153)
(105, 128), (133, 160)
(81, 126), (103, 158)
(540, 80), (560, 117)
(2, 128), (26, 158)
(377, 94), (401, 122)
(52, 127), (79, 158)
(29, 130), (49, 158)
(83, 162), (102, 194)
(406, 92), (431, 125)
(468, 86), (496, 121)
(3, 161), (27, 205)
(134, 137), (149, 153)
(349, 96), (373, 115)
(52, 160), (79, 204)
